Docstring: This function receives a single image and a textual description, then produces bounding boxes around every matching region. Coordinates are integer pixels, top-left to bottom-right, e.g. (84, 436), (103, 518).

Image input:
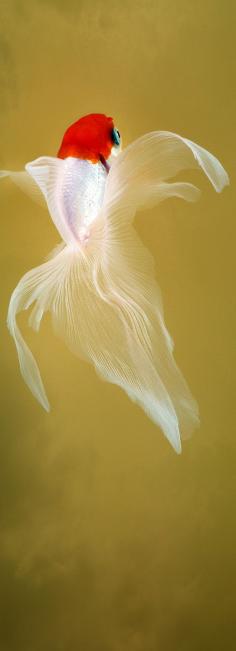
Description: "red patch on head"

(57, 113), (115, 162)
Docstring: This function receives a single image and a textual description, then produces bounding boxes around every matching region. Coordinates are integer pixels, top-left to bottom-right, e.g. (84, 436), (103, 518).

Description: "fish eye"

(111, 127), (121, 146)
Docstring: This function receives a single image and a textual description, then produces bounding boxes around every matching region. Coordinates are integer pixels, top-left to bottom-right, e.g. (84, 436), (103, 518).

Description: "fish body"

(26, 156), (108, 245)
(0, 116), (229, 453)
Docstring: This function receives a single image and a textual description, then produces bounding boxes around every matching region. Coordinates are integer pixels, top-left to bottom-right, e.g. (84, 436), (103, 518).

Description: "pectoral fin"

(105, 130), (229, 222)
(0, 169), (46, 207)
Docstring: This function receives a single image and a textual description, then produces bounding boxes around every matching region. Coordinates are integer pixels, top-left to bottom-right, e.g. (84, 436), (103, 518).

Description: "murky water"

(0, 1), (235, 649)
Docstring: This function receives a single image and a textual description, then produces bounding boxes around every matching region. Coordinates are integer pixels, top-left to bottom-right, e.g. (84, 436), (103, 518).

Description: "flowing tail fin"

(7, 255), (59, 412)
(7, 244), (80, 412)
(7, 231), (197, 453)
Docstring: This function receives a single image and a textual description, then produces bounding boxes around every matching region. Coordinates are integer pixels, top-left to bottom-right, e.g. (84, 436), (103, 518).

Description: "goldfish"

(0, 113), (229, 453)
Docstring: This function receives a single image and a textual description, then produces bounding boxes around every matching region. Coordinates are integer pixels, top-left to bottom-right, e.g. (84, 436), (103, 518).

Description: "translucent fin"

(7, 271), (50, 412)
(7, 262), (63, 411)
(90, 218), (199, 452)
(105, 131), (229, 220)
(26, 157), (78, 246)
(7, 220), (199, 452)
(134, 180), (201, 211)
(0, 169), (46, 207)
(7, 246), (74, 411)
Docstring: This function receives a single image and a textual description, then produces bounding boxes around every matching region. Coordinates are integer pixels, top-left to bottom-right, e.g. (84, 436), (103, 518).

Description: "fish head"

(57, 113), (121, 164)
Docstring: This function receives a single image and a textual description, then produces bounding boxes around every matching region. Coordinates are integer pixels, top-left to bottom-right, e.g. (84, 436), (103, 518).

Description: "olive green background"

(0, 1), (235, 650)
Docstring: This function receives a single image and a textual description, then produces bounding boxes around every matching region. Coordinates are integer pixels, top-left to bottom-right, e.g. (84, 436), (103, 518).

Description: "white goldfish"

(0, 113), (229, 452)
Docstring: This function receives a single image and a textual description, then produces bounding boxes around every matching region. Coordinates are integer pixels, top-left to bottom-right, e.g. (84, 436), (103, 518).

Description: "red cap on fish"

(57, 113), (119, 164)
